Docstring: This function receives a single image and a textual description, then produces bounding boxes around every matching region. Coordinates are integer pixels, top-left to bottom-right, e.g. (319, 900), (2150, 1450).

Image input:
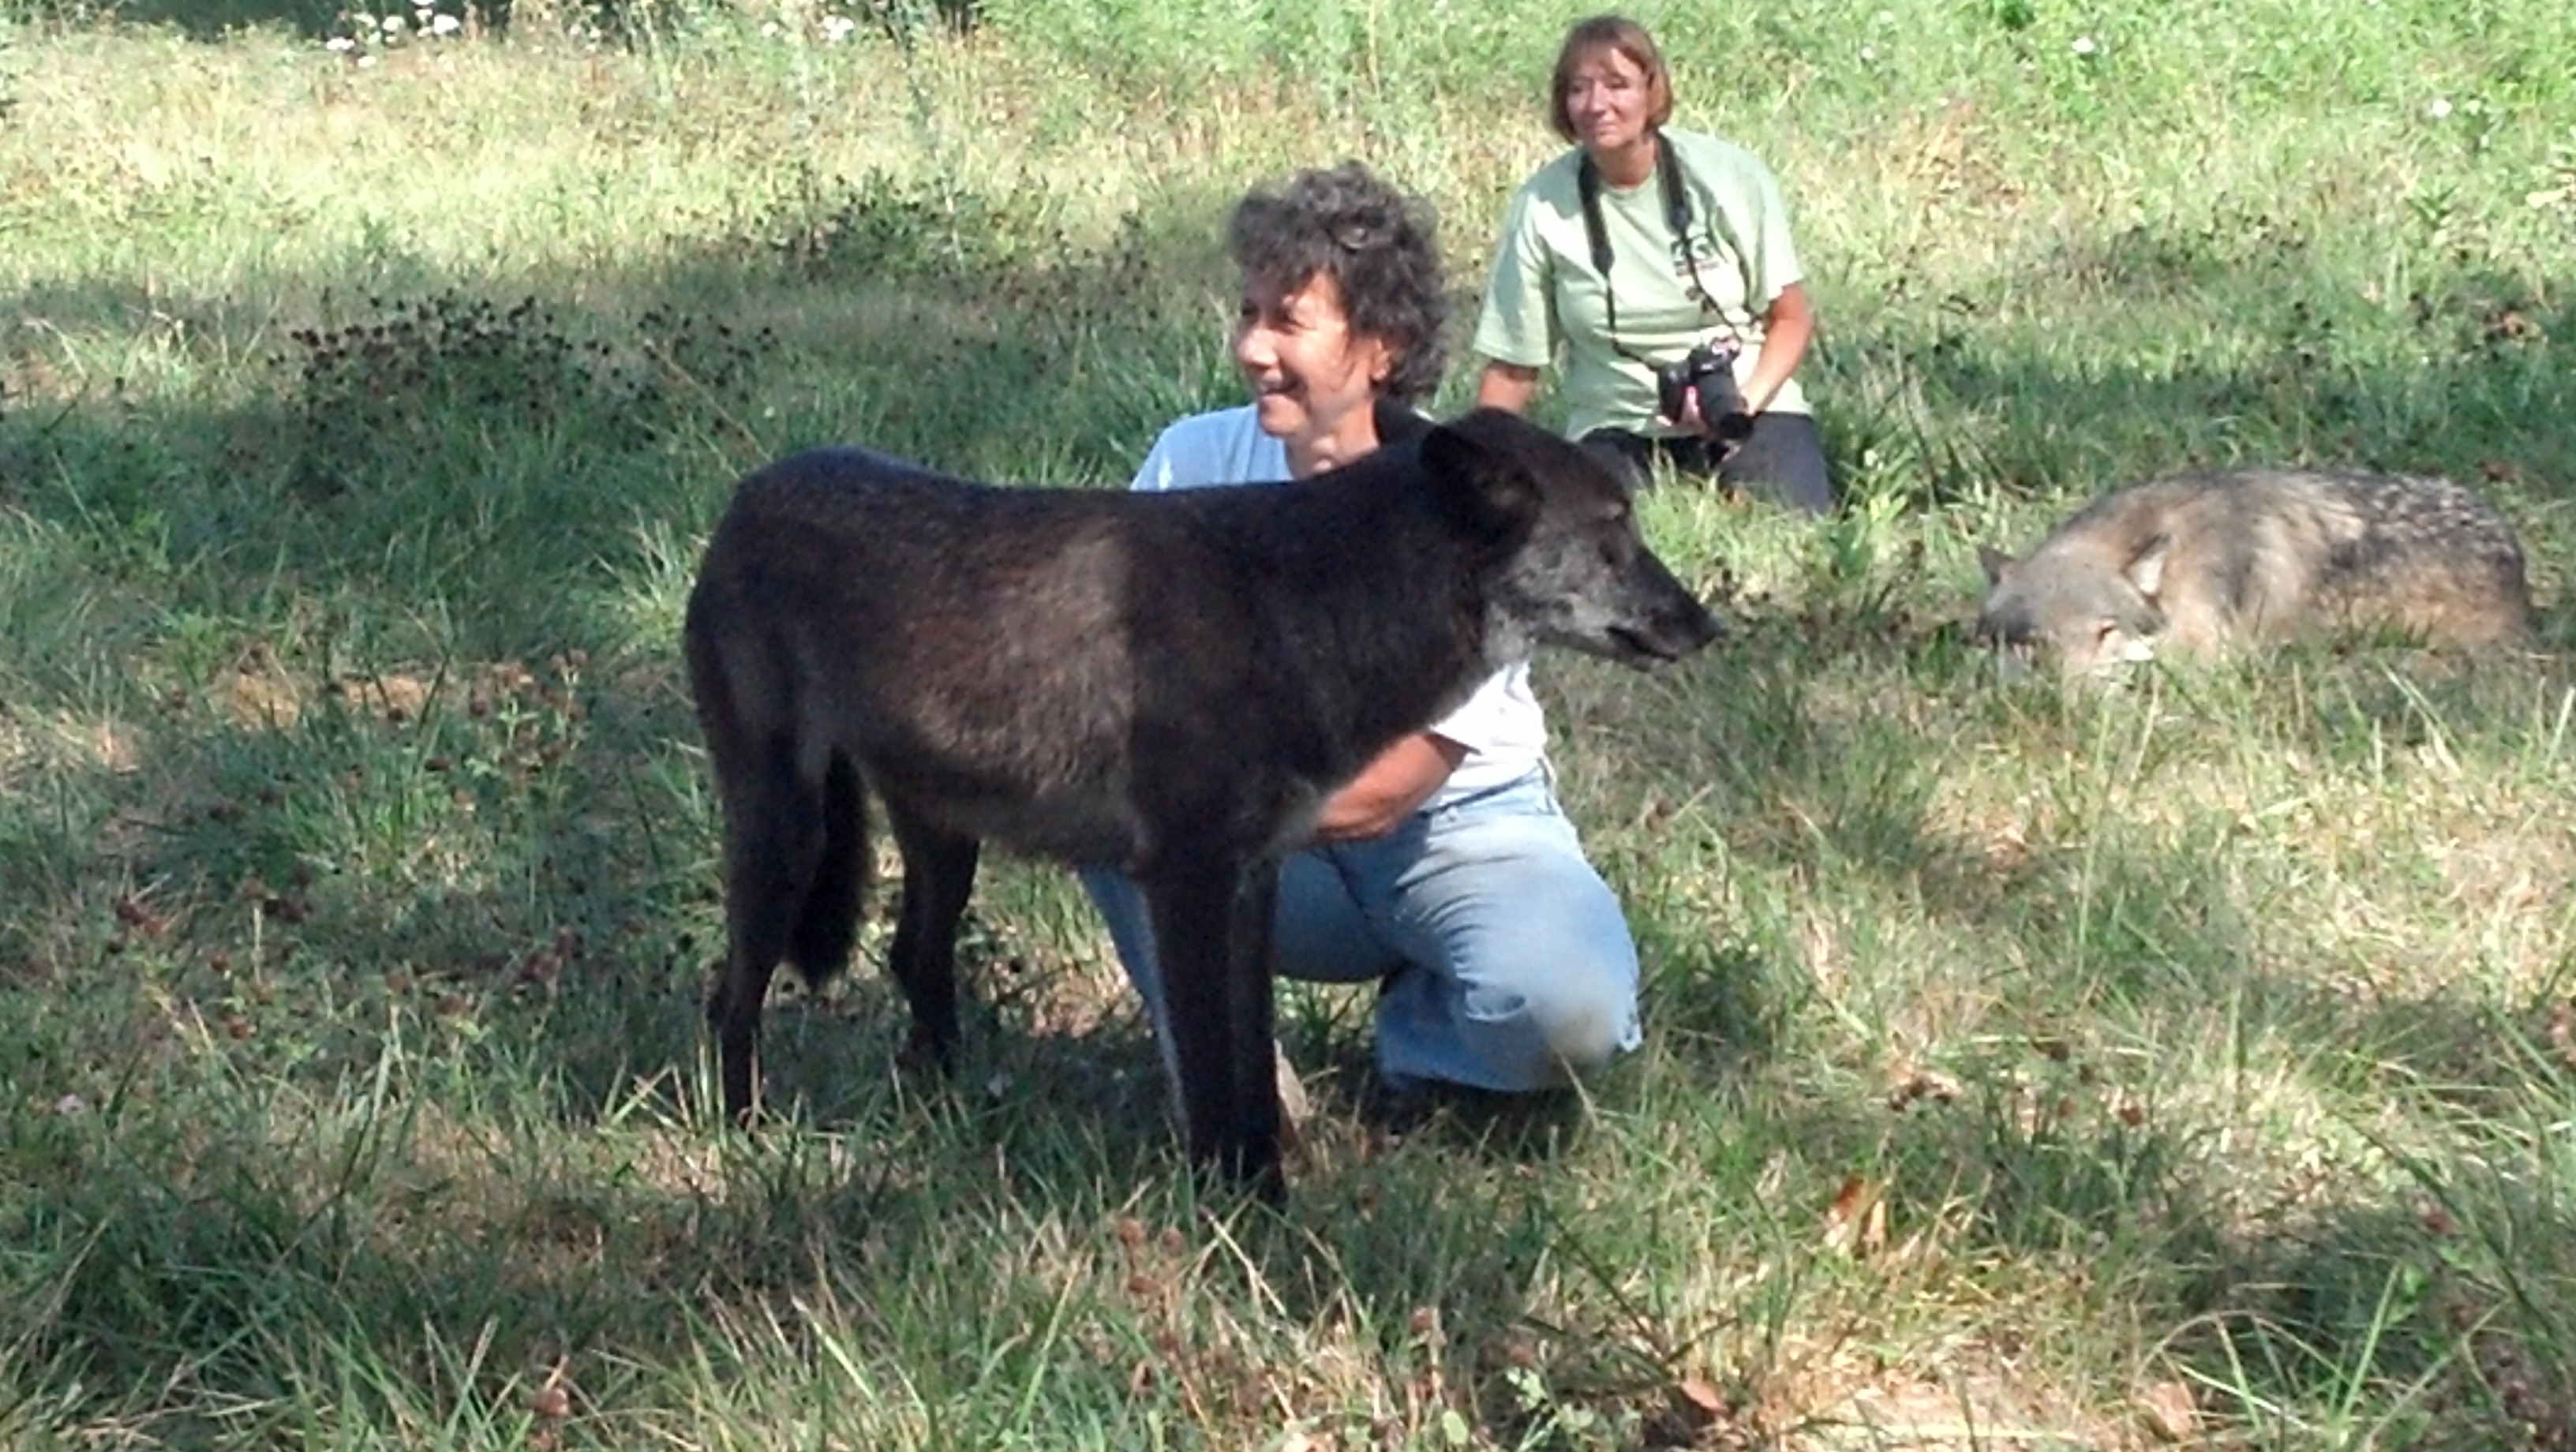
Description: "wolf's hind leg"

(880, 797), (979, 1070)
(707, 731), (833, 1126)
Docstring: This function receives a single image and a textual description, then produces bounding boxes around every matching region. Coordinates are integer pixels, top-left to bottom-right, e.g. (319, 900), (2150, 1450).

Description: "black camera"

(1654, 341), (1750, 443)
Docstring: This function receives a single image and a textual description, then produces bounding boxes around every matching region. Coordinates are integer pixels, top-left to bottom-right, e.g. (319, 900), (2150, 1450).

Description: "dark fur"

(682, 406), (1720, 1197)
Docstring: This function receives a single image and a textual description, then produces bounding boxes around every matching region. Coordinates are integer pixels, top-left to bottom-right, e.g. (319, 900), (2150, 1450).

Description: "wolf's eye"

(2093, 620), (2143, 664)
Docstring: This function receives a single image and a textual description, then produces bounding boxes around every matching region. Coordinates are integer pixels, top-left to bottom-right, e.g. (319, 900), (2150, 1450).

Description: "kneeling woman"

(1473, 13), (1834, 513)
(1081, 161), (1647, 1117)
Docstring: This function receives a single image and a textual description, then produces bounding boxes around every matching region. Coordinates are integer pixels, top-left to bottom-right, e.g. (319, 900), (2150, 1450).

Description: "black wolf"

(1977, 465), (2532, 675)
(682, 406), (1720, 1197)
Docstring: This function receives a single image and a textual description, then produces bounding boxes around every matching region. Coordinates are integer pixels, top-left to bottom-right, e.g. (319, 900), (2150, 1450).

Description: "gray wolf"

(682, 406), (1720, 1198)
(1975, 465), (2532, 675)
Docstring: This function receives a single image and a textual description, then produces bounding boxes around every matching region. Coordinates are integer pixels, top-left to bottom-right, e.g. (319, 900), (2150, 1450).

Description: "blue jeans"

(1078, 769), (1642, 1094)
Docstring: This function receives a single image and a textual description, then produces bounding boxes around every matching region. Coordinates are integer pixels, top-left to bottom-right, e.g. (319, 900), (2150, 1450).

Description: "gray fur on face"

(1975, 466), (2531, 677)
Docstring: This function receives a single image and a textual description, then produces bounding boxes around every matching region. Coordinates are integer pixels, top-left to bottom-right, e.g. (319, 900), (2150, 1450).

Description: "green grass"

(3, 0), (2574, 1446)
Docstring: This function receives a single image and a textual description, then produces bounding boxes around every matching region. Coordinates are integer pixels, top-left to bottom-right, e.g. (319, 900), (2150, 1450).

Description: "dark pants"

(1581, 412), (1836, 515)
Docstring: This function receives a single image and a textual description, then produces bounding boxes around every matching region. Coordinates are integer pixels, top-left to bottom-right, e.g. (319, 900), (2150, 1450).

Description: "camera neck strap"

(1576, 131), (1726, 365)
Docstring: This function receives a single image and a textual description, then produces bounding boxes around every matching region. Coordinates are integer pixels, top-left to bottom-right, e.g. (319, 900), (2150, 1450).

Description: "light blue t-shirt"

(1132, 406), (1552, 808)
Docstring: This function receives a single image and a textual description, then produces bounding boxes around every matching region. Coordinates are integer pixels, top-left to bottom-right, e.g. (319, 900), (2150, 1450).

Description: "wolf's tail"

(685, 569), (873, 996)
(784, 752), (870, 987)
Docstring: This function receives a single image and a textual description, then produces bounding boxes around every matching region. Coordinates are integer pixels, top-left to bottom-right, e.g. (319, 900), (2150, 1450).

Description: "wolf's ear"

(1421, 410), (1543, 539)
(1977, 544), (2015, 585)
(2125, 534), (2172, 600)
(1578, 437), (1647, 495)
(1371, 396), (1436, 447)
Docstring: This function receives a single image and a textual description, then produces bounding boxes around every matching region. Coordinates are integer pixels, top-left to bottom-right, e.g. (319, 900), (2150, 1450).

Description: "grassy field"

(3, 0), (2574, 1446)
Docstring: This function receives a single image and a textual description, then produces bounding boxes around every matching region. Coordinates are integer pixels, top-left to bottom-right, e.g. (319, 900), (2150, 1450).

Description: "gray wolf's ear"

(1578, 436), (1646, 495)
(1421, 409), (1544, 538)
(1977, 544), (2015, 585)
(1371, 396), (1436, 447)
(2125, 534), (2172, 599)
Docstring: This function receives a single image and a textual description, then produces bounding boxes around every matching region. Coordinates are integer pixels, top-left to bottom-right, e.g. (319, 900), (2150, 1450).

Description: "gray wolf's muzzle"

(1612, 594), (1724, 664)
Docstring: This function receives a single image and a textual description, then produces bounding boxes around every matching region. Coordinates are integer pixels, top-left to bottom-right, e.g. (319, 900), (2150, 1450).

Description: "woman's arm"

(1476, 359), (1542, 413)
(1309, 731), (1468, 841)
(1740, 280), (1816, 416)
(1468, 180), (1557, 416)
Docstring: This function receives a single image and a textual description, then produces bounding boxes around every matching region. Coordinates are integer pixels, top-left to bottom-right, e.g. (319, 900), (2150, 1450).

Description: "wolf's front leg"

(1145, 857), (1286, 1203)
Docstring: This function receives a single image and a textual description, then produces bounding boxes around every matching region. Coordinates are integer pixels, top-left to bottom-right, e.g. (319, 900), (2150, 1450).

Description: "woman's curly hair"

(1227, 161), (1449, 406)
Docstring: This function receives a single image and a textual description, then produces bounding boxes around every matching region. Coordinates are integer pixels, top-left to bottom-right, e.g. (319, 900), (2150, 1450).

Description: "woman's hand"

(1674, 384), (1755, 449)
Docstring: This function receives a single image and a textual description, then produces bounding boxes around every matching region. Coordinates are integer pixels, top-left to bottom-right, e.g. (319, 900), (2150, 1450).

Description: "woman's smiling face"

(1231, 269), (1392, 465)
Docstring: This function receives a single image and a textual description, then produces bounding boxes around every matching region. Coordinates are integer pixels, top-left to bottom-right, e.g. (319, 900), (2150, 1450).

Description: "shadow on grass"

(58, 0), (346, 39)
(1829, 236), (2576, 511)
(58, 2), (663, 43)
(0, 950), (1605, 1445)
(1735, 1000), (2576, 1439)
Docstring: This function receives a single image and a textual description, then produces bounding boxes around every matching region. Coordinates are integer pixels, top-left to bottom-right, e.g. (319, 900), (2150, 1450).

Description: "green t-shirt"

(1471, 129), (1810, 441)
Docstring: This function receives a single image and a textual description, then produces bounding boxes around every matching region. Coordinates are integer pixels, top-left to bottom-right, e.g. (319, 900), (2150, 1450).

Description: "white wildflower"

(2071, 35), (2098, 57)
(2427, 97), (2454, 119)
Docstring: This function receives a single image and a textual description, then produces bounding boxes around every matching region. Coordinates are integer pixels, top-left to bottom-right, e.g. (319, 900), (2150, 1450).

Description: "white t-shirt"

(1131, 406), (1552, 809)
